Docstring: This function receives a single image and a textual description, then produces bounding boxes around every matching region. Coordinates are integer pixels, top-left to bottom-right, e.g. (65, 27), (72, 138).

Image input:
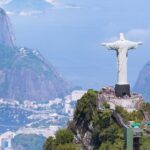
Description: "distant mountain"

(1, 0), (53, 15)
(0, 45), (70, 101)
(0, 8), (15, 47)
(0, 8), (70, 101)
(133, 61), (150, 101)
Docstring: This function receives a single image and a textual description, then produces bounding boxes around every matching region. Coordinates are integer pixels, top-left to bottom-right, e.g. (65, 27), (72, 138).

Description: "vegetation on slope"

(44, 128), (79, 150)
(44, 89), (150, 150)
(72, 89), (125, 149)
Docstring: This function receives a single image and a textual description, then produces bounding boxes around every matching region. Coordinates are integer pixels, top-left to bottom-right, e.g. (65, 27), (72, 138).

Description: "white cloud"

(64, 4), (81, 9)
(105, 29), (150, 43)
(0, 0), (12, 6)
(45, 0), (59, 7)
(126, 29), (150, 41)
(19, 10), (43, 17)
(1, 0), (81, 17)
(45, 0), (80, 9)
(6, 11), (14, 15)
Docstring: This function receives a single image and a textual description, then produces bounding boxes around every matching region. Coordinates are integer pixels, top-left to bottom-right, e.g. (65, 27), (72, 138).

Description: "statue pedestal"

(115, 84), (130, 97)
(98, 86), (144, 112)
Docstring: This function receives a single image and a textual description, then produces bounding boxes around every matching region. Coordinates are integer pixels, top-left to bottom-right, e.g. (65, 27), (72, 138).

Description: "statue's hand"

(101, 43), (107, 46)
(137, 42), (143, 45)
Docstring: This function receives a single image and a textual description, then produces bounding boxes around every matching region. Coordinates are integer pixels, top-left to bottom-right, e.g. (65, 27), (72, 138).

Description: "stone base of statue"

(98, 86), (144, 112)
(115, 84), (130, 97)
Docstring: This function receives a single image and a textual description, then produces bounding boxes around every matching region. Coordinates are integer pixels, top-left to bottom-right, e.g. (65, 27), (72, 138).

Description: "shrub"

(43, 136), (55, 150)
(55, 129), (74, 145)
(55, 144), (79, 150)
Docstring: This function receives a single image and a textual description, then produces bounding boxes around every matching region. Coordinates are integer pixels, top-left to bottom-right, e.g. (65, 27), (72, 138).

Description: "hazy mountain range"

(0, 8), (70, 101)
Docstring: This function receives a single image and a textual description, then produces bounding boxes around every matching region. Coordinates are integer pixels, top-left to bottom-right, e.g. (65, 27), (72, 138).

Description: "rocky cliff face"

(0, 8), (70, 101)
(133, 61), (150, 101)
(0, 8), (15, 47)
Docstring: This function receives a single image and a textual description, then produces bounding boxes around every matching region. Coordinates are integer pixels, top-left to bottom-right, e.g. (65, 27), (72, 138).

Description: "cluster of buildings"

(0, 90), (86, 113)
(0, 90), (87, 148)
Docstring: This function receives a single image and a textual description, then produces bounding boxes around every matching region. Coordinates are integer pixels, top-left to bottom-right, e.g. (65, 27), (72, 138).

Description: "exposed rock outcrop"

(0, 8), (15, 47)
(98, 86), (144, 112)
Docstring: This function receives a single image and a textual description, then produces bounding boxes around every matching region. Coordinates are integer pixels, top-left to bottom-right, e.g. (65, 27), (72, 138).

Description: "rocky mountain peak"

(0, 8), (70, 101)
(0, 7), (15, 48)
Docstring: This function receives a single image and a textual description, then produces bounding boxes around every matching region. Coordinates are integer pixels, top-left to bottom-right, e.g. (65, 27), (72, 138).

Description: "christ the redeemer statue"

(101, 33), (142, 97)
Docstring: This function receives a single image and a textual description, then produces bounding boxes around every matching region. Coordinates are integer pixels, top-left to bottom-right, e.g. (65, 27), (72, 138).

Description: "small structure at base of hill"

(98, 86), (144, 112)
(0, 132), (14, 150)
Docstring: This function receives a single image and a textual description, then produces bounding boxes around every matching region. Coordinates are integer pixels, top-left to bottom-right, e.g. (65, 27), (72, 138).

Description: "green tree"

(55, 144), (79, 150)
(99, 140), (124, 150)
(55, 129), (74, 145)
(99, 141), (115, 150)
(43, 136), (56, 150)
(115, 106), (143, 123)
(44, 129), (74, 150)
(140, 137), (150, 150)
(74, 89), (97, 131)
(103, 102), (110, 109)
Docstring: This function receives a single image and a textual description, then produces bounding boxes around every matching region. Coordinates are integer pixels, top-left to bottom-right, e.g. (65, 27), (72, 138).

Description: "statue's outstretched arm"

(129, 41), (143, 50)
(101, 42), (118, 50)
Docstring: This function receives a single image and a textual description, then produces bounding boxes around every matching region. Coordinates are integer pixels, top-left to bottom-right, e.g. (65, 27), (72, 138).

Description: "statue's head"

(120, 33), (125, 41)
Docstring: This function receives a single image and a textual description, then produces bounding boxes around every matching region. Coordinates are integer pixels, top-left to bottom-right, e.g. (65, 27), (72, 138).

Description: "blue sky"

(3, 0), (150, 90)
